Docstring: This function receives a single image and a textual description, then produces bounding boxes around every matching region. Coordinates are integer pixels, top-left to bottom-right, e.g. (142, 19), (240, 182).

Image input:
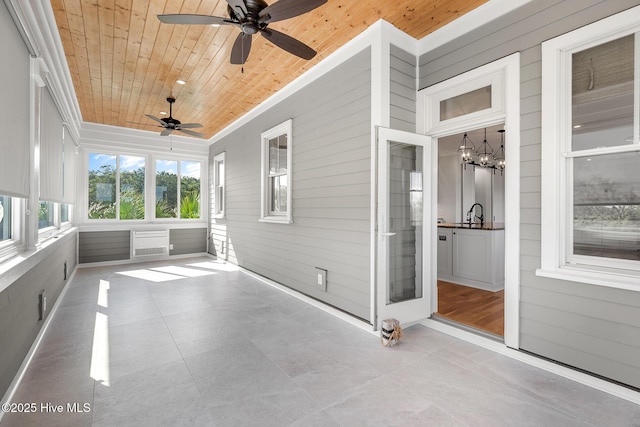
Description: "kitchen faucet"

(466, 203), (484, 227)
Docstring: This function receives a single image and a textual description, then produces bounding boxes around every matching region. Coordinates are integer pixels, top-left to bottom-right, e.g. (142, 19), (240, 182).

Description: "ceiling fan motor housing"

(228, 0), (268, 34)
(163, 97), (181, 127)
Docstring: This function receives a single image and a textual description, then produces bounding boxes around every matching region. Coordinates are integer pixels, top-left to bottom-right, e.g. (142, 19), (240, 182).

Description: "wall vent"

(131, 230), (169, 258)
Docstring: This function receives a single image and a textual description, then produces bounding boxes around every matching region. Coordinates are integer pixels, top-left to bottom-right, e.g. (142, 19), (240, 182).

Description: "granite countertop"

(437, 222), (505, 230)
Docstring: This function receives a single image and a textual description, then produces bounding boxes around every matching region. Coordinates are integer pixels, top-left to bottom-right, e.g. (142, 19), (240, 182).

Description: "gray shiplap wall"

(419, 0), (640, 388)
(170, 228), (207, 255)
(0, 232), (77, 399)
(79, 230), (130, 263)
(210, 48), (372, 321)
(390, 44), (417, 132)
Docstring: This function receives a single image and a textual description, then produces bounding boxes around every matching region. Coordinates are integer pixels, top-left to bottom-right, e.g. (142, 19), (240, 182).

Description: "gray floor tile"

(4, 256), (639, 427)
(92, 360), (213, 427)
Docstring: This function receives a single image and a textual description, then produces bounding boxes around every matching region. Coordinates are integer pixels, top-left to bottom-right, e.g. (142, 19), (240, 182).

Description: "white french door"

(376, 127), (434, 329)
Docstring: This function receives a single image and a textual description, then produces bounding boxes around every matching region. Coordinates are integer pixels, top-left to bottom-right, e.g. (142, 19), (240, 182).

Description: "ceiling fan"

(158, 0), (327, 64)
(145, 97), (205, 138)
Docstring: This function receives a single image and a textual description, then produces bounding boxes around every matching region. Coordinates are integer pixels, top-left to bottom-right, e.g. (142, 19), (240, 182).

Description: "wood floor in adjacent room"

(436, 280), (504, 337)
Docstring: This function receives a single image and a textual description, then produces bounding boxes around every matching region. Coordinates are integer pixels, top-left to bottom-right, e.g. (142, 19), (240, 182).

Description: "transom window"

(540, 6), (640, 288)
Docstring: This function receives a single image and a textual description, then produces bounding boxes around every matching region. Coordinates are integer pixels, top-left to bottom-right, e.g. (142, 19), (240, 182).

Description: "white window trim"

(212, 152), (225, 219)
(0, 197), (24, 264)
(151, 156), (205, 222)
(538, 5), (640, 290)
(260, 119), (293, 224)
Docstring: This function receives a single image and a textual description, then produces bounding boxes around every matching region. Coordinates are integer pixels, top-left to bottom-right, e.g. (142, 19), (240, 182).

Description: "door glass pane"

(387, 142), (423, 304)
(572, 34), (634, 150)
(573, 152), (640, 261)
(440, 86), (491, 121)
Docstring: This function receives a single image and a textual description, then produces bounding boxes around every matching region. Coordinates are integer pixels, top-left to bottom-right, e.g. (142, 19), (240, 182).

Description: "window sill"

(259, 217), (292, 224)
(536, 266), (640, 292)
(0, 227), (77, 294)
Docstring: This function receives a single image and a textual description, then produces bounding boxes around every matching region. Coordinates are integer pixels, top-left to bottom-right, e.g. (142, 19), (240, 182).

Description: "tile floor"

(2, 256), (639, 426)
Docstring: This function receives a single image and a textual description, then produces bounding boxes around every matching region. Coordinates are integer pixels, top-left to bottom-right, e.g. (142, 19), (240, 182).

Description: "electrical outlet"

(169, 243), (174, 250)
(314, 268), (327, 291)
(39, 290), (47, 321)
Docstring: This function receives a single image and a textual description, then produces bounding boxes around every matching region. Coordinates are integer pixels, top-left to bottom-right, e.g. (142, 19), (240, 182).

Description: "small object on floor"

(381, 318), (403, 347)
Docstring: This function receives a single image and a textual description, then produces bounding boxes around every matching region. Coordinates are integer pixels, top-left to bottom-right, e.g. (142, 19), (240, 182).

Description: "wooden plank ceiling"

(50, 0), (487, 139)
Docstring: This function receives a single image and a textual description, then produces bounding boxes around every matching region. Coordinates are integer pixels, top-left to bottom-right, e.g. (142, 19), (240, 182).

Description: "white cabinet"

(438, 227), (504, 291)
(437, 228), (452, 276)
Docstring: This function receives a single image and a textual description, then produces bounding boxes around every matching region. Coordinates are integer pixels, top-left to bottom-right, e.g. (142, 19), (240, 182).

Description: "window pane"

(61, 203), (69, 223)
(156, 160), (178, 218)
(0, 195), (11, 241)
(119, 155), (145, 220)
(270, 175), (288, 214)
(88, 153), (116, 219)
(216, 159), (224, 214)
(572, 35), (634, 151)
(573, 152), (640, 261)
(38, 201), (54, 229)
(440, 86), (491, 121)
(180, 161), (200, 219)
(269, 135), (287, 175)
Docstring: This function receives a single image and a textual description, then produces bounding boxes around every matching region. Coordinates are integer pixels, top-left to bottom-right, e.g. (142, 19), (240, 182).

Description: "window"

(0, 195), (11, 242)
(88, 153), (145, 220)
(155, 159), (202, 220)
(260, 120), (292, 223)
(180, 161), (201, 219)
(156, 160), (178, 218)
(60, 203), (70, 223)
(213, 153), (225, 218)
(38, 201), (55, 230)
(540, 6), (640, 288)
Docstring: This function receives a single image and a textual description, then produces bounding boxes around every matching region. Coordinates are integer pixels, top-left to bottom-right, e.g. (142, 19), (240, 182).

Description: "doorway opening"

(434, 125), (506, 337)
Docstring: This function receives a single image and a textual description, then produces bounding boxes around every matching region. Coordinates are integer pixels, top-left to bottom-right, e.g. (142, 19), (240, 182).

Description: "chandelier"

(458, 128), (505, 173)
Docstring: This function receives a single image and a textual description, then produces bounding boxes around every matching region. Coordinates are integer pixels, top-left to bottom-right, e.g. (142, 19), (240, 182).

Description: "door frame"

(373, 126), (434, 330)
(417, 53), (521, 349)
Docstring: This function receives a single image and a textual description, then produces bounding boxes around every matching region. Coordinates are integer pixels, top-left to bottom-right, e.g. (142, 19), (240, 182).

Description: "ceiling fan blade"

(225, 0), (248, 19)
(177, 129), (205, 138)
(178, 122), (203, 129)
(230, 33), (252, 64)
(145, 114), (168, 125)
(157, 14), (231, 26)
(161, 128), (173, 136)
(259, 0), (327, 23)
(260, 28), (316, 60)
